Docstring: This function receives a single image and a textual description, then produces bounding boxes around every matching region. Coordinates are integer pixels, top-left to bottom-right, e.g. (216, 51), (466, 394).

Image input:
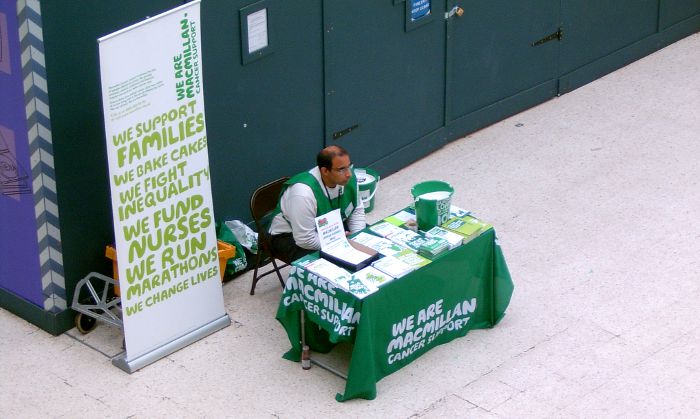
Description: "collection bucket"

(411, 180), (454, 231)
(355, 168), (380, 213)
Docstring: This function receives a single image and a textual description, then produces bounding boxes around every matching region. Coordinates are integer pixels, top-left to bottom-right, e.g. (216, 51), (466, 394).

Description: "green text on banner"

(98, 0), (229, 373)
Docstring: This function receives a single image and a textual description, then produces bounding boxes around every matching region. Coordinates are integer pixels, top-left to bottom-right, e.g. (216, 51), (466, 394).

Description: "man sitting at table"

(268, 145), (366, 262)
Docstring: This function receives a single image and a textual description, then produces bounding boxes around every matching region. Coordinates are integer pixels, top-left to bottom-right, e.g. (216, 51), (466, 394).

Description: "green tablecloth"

(275, 227), (514, 401)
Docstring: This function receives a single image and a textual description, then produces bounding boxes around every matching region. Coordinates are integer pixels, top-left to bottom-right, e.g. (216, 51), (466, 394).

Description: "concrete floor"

(2, 32), (700, 418)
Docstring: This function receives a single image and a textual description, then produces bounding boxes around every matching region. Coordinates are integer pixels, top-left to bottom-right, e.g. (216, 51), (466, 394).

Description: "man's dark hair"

(316, 145), (349, 170)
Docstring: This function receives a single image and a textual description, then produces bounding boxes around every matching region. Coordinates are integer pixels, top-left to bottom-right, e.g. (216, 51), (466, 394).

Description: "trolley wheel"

(75, 313), (97, 334)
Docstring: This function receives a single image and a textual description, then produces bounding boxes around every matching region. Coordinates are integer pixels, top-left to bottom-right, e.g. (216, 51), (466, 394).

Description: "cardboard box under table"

(106, 241), (235, 296)
(275, 226), (514, 401)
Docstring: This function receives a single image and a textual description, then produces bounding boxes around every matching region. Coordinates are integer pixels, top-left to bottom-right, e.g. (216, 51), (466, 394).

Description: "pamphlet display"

(277, 207), (514, 402)
(307, 191), (493, 300)
(316, 209), (378, 271)
(311, 200), (492, 284)
(277, 178), (516, 402)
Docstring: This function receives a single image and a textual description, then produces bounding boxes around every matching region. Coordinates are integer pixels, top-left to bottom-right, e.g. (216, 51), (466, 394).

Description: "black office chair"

(249, 177), (290, 295)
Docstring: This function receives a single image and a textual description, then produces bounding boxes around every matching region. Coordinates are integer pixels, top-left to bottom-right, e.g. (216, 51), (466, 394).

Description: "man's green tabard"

(271, 170), (359, 224)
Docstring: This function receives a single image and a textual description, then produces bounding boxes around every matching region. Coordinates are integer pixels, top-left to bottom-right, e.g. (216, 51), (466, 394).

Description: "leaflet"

(352, 231), (408, 257)
(425, 226), (463, 249)
(372, 255), (414, 278)
(304, 258), (353, 290)
(316, 209), (375, 266)
(394, 248), (432, 269)
(353, 266), (395, 287)
(335, 276), (379, 299)
(449, 205), (471, 218)
(369, 221), (406, 238)
(383, 210), (416, 227)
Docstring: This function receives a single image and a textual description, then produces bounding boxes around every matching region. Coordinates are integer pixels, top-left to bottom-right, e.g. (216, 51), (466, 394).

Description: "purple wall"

(0, 4), (43, 306)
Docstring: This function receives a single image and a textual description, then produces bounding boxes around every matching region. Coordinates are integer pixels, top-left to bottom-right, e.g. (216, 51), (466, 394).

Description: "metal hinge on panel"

(532, 27), (563, 46)
(445, 6), (464, 20)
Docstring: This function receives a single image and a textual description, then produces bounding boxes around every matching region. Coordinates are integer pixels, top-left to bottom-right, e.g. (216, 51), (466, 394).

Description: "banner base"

(111, 314), (230, 373)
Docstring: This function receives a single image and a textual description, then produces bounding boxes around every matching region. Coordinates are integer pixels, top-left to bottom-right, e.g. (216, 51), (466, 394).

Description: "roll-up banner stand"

(98, 0), (230, 373)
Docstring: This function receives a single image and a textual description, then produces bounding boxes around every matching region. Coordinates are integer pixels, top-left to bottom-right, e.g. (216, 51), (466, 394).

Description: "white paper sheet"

(315, 209), (372, 265)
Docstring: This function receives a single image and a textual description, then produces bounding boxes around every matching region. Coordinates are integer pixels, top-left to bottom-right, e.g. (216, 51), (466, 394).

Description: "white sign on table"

(315, 209), (371, 266)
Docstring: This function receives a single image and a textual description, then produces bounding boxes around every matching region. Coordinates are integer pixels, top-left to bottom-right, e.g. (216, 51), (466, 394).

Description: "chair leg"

(270, 258), (286, 288)
(250, 252), (264, 295)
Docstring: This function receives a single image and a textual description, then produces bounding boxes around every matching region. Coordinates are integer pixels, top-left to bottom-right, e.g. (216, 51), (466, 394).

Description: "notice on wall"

(98, 0), (229, 372)
(246, 8), (268, 53)
(410, 0), (431, 21)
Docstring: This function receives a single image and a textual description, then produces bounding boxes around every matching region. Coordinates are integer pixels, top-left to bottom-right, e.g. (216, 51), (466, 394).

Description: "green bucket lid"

(411, 180), (454, 200)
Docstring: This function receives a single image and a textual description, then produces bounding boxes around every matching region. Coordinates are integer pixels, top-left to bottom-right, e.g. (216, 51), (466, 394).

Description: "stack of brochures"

(393, 248), (431, 269)
(353, 266), (395, 288)
(385, 228), (423, 251)
(384, 229), (450, 259)
(300, 206), (486, 298)
(441, 214), (491, 242)
(417, 236), (451, 259)
(369, 221), (406, 238)
(382, 209), (416, 228)
(304, 258), (353, 289)
(342, 276), (379, 299)
(372, 255), (415, 278)
(351, 231), (408, 256)
(449, 205), (471, 218)
(305, 257), (378, 298)
(425, 226), (464, 249)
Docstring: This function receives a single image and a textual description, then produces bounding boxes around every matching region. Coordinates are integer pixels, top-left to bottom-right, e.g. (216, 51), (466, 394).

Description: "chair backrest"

(250, 177), (289, 234)
(249, 177), (291, 293)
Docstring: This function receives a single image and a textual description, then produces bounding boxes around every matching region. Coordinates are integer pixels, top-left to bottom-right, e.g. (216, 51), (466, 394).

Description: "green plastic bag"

(216, 222), (247, 275)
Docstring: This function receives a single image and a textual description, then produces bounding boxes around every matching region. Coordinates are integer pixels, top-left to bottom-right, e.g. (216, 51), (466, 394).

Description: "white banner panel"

(98, 1), (228, 371)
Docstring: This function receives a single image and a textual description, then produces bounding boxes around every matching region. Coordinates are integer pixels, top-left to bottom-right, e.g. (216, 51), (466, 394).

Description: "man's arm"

(346, 186), (366, 234)
(281, 183), (321, 250)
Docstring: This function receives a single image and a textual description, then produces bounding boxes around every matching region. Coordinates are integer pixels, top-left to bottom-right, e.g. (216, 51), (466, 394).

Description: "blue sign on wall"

(410, 0), (431, 22)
